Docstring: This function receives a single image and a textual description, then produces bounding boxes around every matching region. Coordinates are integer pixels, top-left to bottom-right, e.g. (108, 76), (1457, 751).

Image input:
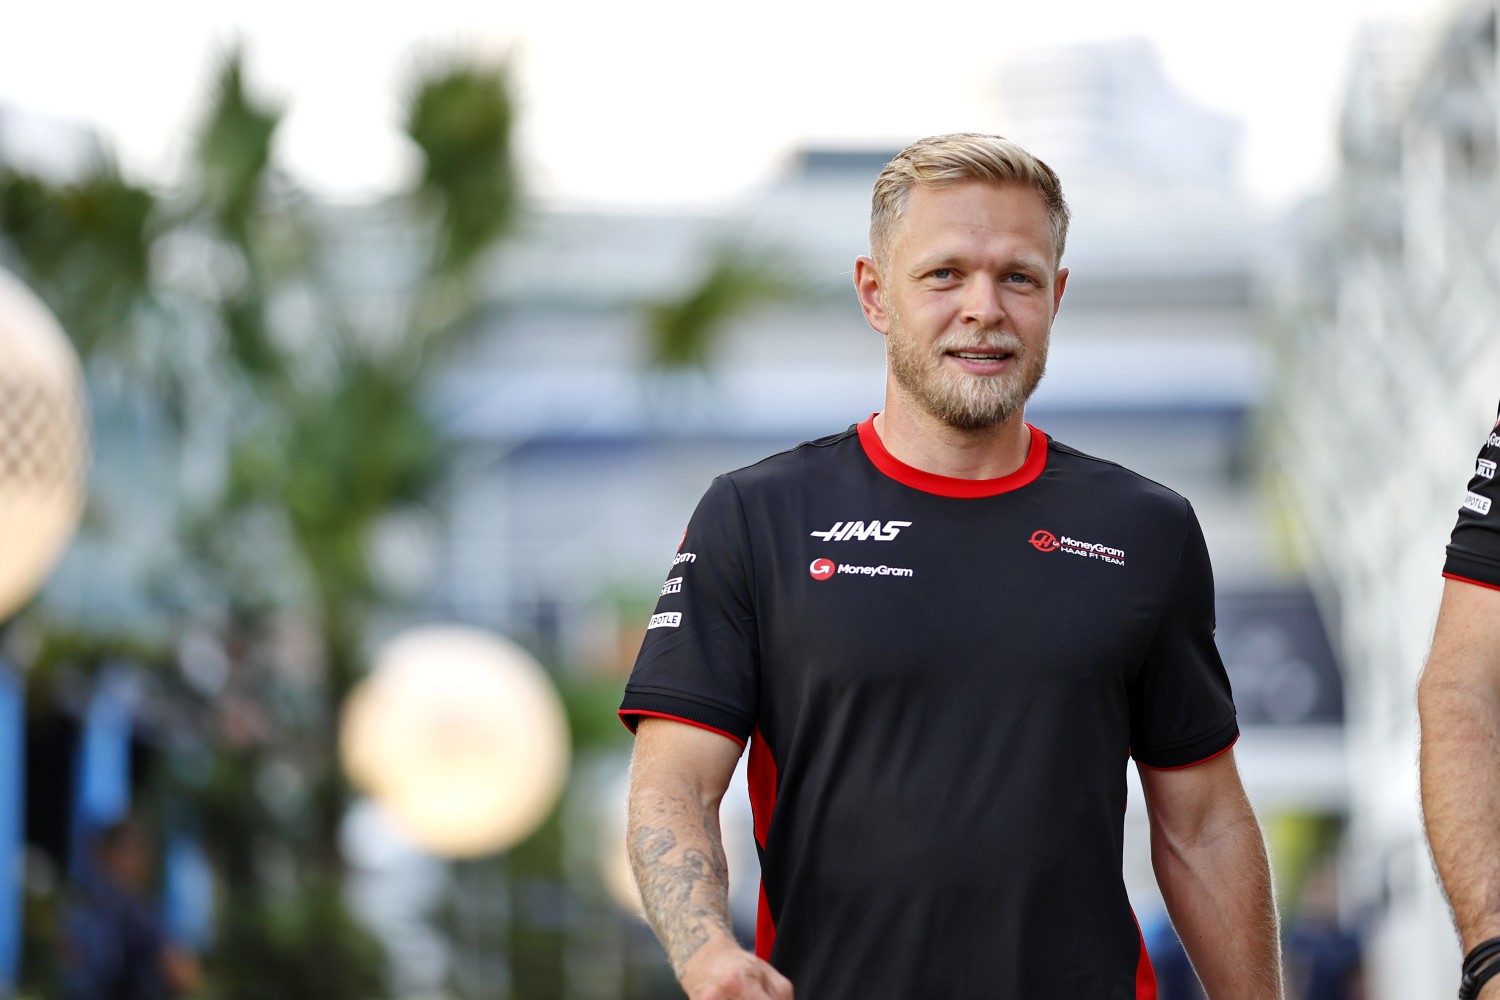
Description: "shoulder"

(1044, 435), (1194, 519)
(719, 424), (861, 492)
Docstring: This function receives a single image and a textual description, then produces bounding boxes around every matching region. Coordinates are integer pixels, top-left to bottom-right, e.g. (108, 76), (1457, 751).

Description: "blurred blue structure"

(0, 664), (21, 993)
(70, 671), (133, 874)
(162, 834), (213, 952)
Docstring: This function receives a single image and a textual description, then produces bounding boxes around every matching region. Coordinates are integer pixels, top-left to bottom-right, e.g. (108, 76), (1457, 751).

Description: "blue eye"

(931, 268), (954, 280)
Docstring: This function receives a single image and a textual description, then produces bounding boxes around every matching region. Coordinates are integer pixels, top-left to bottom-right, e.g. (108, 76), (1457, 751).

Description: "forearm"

(1420, 671), (1500, 951)
(1153, 806), (1283, 999)
(627, 780), (736, 977)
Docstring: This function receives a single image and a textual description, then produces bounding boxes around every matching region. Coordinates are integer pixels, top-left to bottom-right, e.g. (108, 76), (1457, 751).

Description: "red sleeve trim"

(1443, 572), (1500, 594)
(856, 413), (1048, 497)
(617, 709), (747, 748)
(1136, 734), (1239, 772)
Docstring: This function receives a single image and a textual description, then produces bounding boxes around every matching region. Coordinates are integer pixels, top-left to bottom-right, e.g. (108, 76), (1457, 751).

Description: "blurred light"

(340, 625), (570, 858)
(0, 267), (88, 622)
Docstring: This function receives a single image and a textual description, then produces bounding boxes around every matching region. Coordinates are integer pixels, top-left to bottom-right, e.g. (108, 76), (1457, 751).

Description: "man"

(1420, 404), (1500, 998)
(60, 819), (203, 1000)
(620, 133), (1283, 999)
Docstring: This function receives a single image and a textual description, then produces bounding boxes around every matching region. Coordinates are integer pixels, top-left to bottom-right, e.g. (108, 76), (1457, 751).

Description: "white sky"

(0, 0), (1450, 212)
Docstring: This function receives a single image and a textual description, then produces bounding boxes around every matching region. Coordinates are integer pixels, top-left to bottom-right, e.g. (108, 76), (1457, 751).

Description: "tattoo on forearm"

(629, 801), (733, 974)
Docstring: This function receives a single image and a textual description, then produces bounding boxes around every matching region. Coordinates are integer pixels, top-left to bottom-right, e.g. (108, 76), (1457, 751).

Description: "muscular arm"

(1419, 578), (1500, 959)
(627, 718), (793, 999)
(1139, 749), (1284, 999)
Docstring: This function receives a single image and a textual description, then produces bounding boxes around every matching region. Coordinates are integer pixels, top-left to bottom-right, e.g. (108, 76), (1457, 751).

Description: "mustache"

(932, 330), (1026, 353)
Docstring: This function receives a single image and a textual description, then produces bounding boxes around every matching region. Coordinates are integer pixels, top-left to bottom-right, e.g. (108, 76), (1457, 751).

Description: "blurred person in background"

(620, 133), (1283, 999)
(1419, 403), (1500, 999)
(60, 818), (202, 1000)
(1282, 859), (1363, 1000)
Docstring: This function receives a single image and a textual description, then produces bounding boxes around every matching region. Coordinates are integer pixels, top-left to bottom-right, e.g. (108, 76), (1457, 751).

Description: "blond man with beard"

(620, 133), (1283, 1000)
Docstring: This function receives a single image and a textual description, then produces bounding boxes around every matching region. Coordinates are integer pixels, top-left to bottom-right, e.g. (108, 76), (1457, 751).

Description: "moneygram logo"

(672, 551), (697, 566)
(1029, 530), (1060, 553)
(810, 557), (913, 580)
(1480, 458), (1497, 480)
(1029, 529), (1126, 566)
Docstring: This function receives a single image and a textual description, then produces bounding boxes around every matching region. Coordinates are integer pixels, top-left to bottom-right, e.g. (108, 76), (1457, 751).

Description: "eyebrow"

(906, 251), (1051, 277)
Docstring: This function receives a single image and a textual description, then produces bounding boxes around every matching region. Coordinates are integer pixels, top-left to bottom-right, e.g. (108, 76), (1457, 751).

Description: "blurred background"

(0, 0), (1496, 996)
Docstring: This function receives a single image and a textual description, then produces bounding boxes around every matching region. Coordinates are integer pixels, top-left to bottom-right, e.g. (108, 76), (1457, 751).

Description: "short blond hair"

(869, 133), (1071, 266)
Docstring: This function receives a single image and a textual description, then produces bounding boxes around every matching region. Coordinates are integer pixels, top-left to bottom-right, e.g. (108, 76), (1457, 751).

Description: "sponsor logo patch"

(672, 551), (697, 566)
(1479, 458), (1496, 480)
(1489, 433), (1500, 448)
(660, 577), (683, 596)
(809, 519), (912, 542)
(1029, 529), (1060, 553)
(1464, 491), (1493, 516)
(810, 556), (913, 579)
(648, 612), (682, 629)
(1029, 529), (1126, 566)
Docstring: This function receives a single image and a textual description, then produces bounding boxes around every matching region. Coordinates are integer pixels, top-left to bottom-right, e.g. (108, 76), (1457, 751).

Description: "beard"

(886, 313), (1049, 431)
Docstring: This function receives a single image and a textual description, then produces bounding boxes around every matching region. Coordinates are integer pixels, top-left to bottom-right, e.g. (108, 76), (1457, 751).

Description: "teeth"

(952, 352), (1007, 360)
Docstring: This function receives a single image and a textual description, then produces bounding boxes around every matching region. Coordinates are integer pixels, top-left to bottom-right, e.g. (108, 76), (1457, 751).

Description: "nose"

(961, 277), (1006, 327)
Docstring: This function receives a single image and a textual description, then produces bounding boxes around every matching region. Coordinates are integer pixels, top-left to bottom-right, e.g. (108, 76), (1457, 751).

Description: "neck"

(874, 396), (1033, 480)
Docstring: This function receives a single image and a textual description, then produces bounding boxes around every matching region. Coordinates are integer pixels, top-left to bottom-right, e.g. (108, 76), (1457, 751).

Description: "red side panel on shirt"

(747, 726), (779, 960)
(1134, 910), (1158, 1000)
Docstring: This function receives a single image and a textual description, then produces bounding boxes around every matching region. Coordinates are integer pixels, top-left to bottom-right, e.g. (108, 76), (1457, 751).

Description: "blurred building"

(1264, 4), (1500, 996)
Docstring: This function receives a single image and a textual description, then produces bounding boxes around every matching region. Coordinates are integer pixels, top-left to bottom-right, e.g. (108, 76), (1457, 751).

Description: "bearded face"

(885, 310), (1049, 431)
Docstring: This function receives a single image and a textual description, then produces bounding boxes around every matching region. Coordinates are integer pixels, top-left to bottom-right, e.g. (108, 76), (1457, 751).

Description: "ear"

(1052, 266), (1068, 317)
(854, 256), (890, 334)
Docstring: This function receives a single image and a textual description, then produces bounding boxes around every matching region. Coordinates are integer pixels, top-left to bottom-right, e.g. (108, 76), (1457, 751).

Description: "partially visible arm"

(627, 717), (793, 1000)
(1419, 578), (1500, 958)
(1139, 749), (1284, 999)
(162, 944), (203, 996)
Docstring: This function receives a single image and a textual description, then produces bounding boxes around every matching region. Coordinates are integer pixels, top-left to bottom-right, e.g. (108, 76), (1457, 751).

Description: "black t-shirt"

(1444, 401), (1500, 590)
(620, 416), (1239, 999)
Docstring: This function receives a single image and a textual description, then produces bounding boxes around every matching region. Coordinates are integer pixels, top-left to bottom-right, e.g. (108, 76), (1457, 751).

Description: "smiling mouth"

(948, 350), (1013, 362)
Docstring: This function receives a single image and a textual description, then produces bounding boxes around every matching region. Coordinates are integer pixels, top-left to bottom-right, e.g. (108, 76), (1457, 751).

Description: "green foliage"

(558, 675), (635, 752)
(226, 359), (442, 603)
(212, 877), (390, 1000)
(196, 50), (282, 241)
(0, 167), (155, 356)
(645, 242), (806, 369)
(405, 62), (518, 272)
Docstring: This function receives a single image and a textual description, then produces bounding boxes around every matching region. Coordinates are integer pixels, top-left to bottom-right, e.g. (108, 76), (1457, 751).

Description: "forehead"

(890, 181), (1054, 264)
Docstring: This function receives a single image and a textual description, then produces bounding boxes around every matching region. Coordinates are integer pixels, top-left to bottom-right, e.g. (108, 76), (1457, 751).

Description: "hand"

(679, 937), (794, 999)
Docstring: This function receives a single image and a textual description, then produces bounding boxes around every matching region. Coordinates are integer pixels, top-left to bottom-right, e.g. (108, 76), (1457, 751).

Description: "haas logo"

(810, 519), (911, 542)
(809, 558), (837, 581)
(1029, 530), (1060, 553)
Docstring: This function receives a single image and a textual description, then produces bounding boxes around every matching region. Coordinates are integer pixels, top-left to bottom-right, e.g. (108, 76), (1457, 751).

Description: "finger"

(758, 963), (794, 1000)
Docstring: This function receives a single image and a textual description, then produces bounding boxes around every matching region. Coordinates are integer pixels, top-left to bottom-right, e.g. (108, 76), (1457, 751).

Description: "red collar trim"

(856, 414), (1048, 498)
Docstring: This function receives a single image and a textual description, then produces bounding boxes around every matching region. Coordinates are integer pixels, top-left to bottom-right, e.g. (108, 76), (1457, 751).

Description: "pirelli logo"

(1479, 458), (1496, 480)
